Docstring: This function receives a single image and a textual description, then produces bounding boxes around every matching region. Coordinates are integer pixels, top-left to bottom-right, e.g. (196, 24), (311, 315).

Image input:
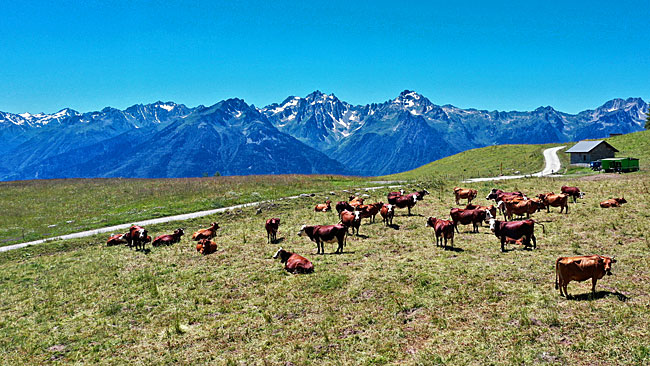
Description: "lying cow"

(273, 247), (314, 274)
(152, 228), (184, 247)
(600, 197), (627, 208)
(538, 193), (569, 214)
(297, 224), (348, 254)
(265, 218), (280, 243)
(192, 222), (220, 241)
(106, 233), (127, 246)
(426, 217), (455, 248)
(124, 225), (151, 251)
(555, 255), (616, 297)
(454, 187), (477, 205)
(561, 185), (585, 203)
(380, 204), (395, 226)
(488, 215), (540, 252)
(450, 208), (489, 233)
(196, 238), (217, 255)
(339, 210), (361, 236)
(314, 200), (332, 212)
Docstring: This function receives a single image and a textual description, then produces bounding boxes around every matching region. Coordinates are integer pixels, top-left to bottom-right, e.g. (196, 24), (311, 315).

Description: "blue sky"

(1, 1), (648, 114)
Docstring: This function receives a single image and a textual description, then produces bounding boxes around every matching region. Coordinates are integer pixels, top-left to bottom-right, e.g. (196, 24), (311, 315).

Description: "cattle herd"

(106, 184), (627, 298)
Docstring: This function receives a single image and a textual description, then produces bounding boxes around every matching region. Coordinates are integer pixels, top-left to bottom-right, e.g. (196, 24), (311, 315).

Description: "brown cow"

(600, 197), (627, 208)
(358, 202), (383, 223)
(124, 225), (151, 251)
(387, 189), (405, 204)
(486, 189), (526, 202)
(561, 185), (584, 203)
(394, 194), (418, 216)
(314, 200), (332, 212)
(450, 208), (489, 233)
(297, 224), (348, 254)
(555, 255), (616, 297)
(538, 193), (569, 214)
(152, 228), (185, 247)
(192, 222), (220, 241)
(498, 199), (544, 221)
(106, 233), (127, 246)
(380, 204), (395, 226)
(426, 217), (455, 248)
(265, 218), (280, 243)
(349, 196), (365, 208)
(336, 201), (354, 217)
(454, 187), (478, 205)
(273, 247), (314, 274)
(339, 210), (362, 235)
(488, 216), (541, 252)
(465, 204), (497, 223)
(196, 238), (217, 255)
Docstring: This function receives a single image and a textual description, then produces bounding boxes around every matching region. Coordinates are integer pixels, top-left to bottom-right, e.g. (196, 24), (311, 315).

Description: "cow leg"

(563, 283), (569, 298)
(531, 234), (536, 249)
(454, 223), (459, 234)
(500, 236), (506, 252)
(591, 278), (598, 295)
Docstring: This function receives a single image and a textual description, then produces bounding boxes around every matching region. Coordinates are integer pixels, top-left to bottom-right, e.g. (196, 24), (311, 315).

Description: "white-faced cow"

(297, 224), (348, 254)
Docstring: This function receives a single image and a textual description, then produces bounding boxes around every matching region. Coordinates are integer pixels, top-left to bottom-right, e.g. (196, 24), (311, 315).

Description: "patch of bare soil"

(576, 173), (626, 182)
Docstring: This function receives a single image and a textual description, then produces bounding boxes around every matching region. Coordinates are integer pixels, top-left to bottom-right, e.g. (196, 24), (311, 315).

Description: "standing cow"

(265, 218), (280, 243)
(297, 224), (348, 254)
(454, 187), (478, 205)
(561, 185), (584, 203)
(488, 214), (541, 252)
(124, 225), (151, 251)
(426, 217), (455, 248)
(380, 204), (395, 226)
(555, 255), (616, 297)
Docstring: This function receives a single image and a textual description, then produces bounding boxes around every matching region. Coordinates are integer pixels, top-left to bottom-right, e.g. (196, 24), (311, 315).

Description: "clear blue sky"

(1, 1), (648, 114)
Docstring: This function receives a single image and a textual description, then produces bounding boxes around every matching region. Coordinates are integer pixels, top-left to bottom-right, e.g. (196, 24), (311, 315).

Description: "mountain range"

(0, 91), (647, 180)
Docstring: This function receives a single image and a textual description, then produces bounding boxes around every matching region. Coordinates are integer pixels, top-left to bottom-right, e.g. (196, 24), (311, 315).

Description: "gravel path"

(462, 146), (565, 183)
(0, 185), (403, 253)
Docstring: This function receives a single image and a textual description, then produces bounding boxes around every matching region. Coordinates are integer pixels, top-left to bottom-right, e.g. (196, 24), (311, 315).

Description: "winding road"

(462, 146), (565, 183)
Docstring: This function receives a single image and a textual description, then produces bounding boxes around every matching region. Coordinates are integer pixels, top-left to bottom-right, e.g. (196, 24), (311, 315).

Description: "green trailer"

(600, 157), (640, 173)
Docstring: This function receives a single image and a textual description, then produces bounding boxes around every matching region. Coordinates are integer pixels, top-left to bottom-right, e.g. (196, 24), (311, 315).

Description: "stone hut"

(565, 140), (618, 166)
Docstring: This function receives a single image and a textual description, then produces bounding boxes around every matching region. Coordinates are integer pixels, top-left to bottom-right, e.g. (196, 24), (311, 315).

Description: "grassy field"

(0, 175), (374, 247)
(1, 172), (649, 365)
(385, 143), (569, 181)
(605, 130), (650, 170)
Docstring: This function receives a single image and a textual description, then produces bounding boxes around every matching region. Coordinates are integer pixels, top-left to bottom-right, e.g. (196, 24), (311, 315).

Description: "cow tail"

(555, 257), (560, 290)
(532, 220), (546, 234)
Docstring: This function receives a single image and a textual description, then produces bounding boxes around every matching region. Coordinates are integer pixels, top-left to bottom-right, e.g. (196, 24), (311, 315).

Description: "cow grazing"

(124, 225), (150, 251)
(387, 189), (405, 205)
(561, 185), (585, 203)
(314, 200), (332, 212)
(394, 194), (418, 216)
(192, 222), (220, 241)
(196, 238), (218, 255)
(106, 233), (127, 246)
(498, 199), (544, 221)
(265, 218), (280, 243)
(273, 247), (314, 274)
(488, 215), (539, 252)
(358, 202), (383, 223)
(339, 210), (362, 235)
(600, 197), (627, 208)
(336, 201), (354, 217)
(297, 224), (348, 254)
(152, 228), (185, 247)
(538, 193), (569, 214)
(426, 217), (455, 248)
(449, 208), (488, 233)
(380, 204), (395, 226)
(412, 189), (430, 201)
(555, 255), (616, 297)
(454, 187), (478, 205)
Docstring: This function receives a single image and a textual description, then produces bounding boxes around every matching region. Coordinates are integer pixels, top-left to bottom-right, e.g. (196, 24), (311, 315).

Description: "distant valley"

(0, 91), (647, 180)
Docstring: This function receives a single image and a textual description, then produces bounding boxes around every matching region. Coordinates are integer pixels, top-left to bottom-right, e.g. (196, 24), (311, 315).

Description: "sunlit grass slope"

(1, 173), (648, 364)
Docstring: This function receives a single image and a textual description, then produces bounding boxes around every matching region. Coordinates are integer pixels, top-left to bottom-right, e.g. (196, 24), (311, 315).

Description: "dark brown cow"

(196, 238), (217, 255)
(488, 217), (540, 252)
(600, 197), (627, 208)
(465, 204), (497, 222)
(192, 222), (220, 241)
(339, 210), (362, 235)
(358, 202), (383, 223)
(336, 201), (354, 216)
(265, 218), (280, 243)
(394, 194), (418, 216)
(449, 208), (489, 233)
(387, 189), (405, 205)
(561, 185), (585, 203)
(486, 188), (526, 202)
(555, 255), (616, 297)
(454, 187), (477, 205)
(124, 225), (150, 251)
(297, 224), (348, 254)
(314, 200), (332, 212)
(273, 247), (314, 274)
(498, 199), (544, 221)
(380, 204), (395, 226)
(411, 189), (430, 201)
(152, 228), (184, 247)
(426, 217), (455, 248)
(106, 233), (127, 246)
(538, 193), (569, 214)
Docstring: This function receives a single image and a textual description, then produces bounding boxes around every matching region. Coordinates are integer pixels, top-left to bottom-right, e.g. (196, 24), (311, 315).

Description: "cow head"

(273, 247), (284, 259)
(211, 222), (220, 230)
(297, 225), (307, 237)
(618, 197), (627, 204)
(486, 189), (498, 200)
(174, 228), (185, 236)
(579, 192), (585, 199)
(600, 256), (616, 275)
(488, 218), (497, 232)
(426, 217), (437, 228)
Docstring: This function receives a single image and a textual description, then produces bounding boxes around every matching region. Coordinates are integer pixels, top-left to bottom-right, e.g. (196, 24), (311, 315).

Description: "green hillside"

(385, 143), (568, 181)
(1, 172), (648, 364)
(604, 130), (650, 169)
